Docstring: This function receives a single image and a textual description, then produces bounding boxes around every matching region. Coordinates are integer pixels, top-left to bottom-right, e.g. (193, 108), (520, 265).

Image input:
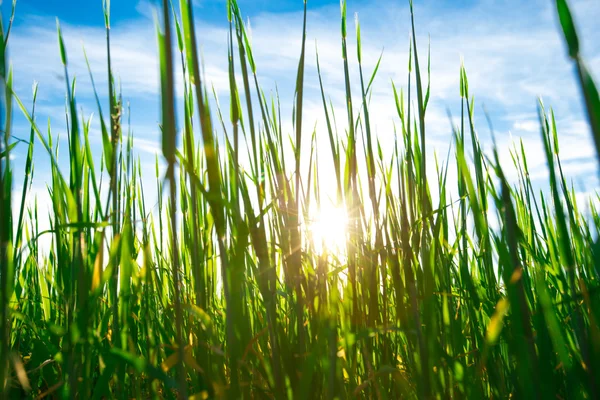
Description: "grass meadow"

(1, 0), (600, 398)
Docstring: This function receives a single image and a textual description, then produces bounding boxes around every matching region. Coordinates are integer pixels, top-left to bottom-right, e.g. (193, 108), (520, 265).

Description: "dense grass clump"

(1, 0), (600, 398)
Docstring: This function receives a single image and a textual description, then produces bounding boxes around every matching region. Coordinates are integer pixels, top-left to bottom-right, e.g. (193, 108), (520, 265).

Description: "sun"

(308, 203), (349, 256)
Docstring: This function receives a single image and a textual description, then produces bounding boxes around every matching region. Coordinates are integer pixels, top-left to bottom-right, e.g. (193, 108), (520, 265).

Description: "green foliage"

(1, 0), (600, 399)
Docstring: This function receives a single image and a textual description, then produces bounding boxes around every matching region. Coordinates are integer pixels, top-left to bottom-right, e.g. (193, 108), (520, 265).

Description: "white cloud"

(513, 120), (539, 134)
(6, 0), (600, 231)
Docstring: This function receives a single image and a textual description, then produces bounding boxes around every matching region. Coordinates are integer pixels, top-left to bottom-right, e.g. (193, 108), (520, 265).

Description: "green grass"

(1, 0), (600, 398)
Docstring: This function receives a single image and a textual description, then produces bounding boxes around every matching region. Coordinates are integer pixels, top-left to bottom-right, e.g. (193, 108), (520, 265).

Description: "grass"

(1, 0), (600, 398)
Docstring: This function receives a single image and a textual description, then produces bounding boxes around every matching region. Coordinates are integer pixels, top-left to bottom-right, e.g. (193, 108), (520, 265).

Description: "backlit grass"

(1, 0), (600, 398)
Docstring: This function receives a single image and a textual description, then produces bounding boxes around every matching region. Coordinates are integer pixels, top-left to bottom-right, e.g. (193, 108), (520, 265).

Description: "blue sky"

(4, 0), (600, 223)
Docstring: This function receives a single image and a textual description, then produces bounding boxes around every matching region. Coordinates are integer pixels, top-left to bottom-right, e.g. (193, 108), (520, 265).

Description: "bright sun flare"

(308, 204), (349, 256)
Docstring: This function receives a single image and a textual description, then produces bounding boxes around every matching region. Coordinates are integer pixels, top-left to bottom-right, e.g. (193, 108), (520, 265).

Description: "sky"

(3, 0), (600, 228)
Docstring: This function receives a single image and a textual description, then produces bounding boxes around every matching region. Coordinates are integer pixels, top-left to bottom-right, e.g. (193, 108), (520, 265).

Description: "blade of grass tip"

(83, 114), (105, 222)
(12, 94), (74, 204)
(405, 37), (416, 227)
(57, 21), (82, 200)
(232, 3), (287, 218)
(409, 0), (427, 215)
(291, 0), (308, 357)
(356, 13), (377, 213)
(365, 50), (383, 97)
(423, 36), (431, 112)
(82, 47), (112, 196)
(181, 0), (226, 231)
(231, 1), (260, 189)
(295, 0), (307, 208)
(15, 83), (37, 258)
(156, 2), (187, 396)
(316, 45), (342, 202)
(555, 0), (600, 174)
(462, 67), (495, 296)
(340, 0), (360, 330)
(356, 12), (382, 332)
(458, 63), (469, 313)
(227, 18), (241, 218)
(341, 0), (356, 194)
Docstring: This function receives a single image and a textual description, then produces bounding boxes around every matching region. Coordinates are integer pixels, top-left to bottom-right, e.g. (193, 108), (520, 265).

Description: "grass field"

(1, 0), (600, 398)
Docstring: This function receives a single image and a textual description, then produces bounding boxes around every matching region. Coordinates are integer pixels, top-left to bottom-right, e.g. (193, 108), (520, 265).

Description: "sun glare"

(308, 203), (349, 256)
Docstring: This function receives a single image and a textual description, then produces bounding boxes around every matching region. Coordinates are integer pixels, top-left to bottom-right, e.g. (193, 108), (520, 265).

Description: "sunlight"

(308, 203), (348, 256)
